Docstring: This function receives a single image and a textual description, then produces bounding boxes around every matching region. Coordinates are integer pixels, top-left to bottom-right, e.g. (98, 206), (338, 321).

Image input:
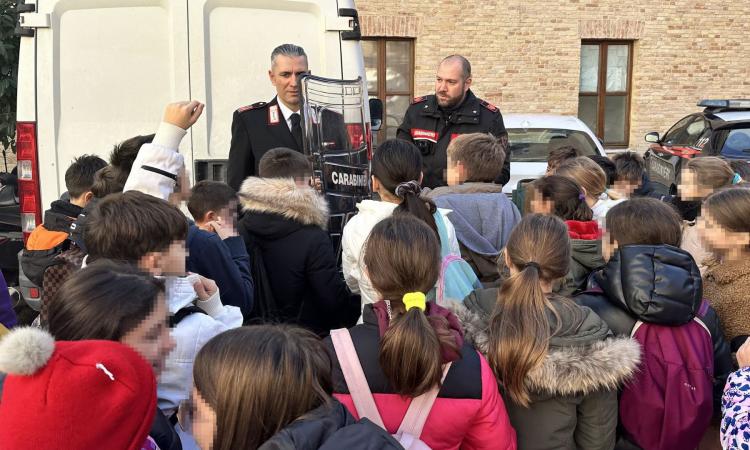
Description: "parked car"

(503, 114), (606, 194)
(644, 99), (750, 195)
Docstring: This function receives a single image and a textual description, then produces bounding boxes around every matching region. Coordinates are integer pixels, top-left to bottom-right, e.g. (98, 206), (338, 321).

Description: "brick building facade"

(357, 0), (750, 150)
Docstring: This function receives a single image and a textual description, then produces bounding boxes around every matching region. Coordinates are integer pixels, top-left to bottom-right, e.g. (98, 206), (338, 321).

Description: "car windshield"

(720, 128), (750, 159)
(507, 128), (599, 162)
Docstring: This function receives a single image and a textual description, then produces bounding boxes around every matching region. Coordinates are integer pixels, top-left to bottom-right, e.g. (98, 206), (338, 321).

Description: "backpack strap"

(169, 305), (206, 327)
(437, 255), (464, 304)
(397, 362), (452, 438)
(330, 328), (385, 428)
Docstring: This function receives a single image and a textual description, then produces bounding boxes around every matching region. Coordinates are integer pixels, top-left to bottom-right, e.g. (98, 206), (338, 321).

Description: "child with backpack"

(237, 147), (359, 334)
(556, 156), (624, 228)
(528, 175), (604, 295)
(186, 181), (254, 316)
(83, 190), (243, 417)
(22, 154), (107, 287)
(180, 325), (402, 450)
(679, 156), (742, 273)
(698, 187), (750, 345)
(422, 133), (521, 286)
(342, 139), (468, 309)
(0, 327), (159, 450)
(575, 198), (733, 449)
(45, 261), (182, 450)
(451, 214), (639, 450)
(329, 214), (516, 450)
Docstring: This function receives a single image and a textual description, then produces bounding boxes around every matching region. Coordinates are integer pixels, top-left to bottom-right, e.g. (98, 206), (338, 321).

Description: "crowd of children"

(0, 99), (750, 450)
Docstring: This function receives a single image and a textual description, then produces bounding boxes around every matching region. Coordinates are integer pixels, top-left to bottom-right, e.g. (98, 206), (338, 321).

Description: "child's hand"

(207, 217), (238, 240)
(193, 276), (218, 301)
(738, 339), (750, 368)
(163, 101), (205, 130)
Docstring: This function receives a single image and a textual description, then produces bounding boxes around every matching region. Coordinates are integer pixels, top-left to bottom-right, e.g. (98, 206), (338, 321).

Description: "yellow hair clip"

(403, 292), (426, 312)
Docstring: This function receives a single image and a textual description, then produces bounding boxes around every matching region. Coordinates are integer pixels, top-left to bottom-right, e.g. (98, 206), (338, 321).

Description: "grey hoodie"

(424, 183), (521, 284)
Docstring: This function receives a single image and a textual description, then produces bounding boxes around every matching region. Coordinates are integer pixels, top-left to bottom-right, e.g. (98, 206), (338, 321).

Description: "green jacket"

(452, 289), (640, 450)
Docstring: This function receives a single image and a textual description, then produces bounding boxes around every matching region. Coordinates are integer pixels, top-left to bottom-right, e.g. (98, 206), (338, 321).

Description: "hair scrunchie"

(733, 173), (743, 185)
(402, 292), (426, 311)
(394, 180), (422, 199)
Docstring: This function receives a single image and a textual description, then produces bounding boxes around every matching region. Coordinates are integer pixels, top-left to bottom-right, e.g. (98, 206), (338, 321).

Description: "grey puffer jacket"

(452, 289), (641, 450)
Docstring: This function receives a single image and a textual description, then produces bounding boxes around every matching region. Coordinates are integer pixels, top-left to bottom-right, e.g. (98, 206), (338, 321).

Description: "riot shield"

(299, 75), (372, 261)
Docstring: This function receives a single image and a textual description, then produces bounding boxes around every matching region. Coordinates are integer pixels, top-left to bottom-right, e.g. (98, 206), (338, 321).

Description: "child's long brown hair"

(488, 214), (575, 406)
(363, 215), (457, 396)
(193, 326), (333, 450)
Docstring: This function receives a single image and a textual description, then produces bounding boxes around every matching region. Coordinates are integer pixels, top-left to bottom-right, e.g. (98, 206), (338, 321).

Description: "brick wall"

(357, 0), (750, 150)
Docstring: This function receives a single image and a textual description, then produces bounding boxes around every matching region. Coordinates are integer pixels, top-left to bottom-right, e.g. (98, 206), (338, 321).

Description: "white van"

(15, 0), (370, 235)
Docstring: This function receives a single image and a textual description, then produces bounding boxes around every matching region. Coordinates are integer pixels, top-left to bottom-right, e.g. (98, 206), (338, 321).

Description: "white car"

(503, 114), (606, 194)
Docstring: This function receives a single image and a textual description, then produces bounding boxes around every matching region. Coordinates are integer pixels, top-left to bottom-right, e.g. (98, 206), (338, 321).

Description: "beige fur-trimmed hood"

(449, 301), (641, 397)
(238, 177), (329, 229)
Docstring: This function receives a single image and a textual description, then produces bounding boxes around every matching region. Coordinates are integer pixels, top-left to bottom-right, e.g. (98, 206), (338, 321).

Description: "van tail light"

(16, 122), (42, 243)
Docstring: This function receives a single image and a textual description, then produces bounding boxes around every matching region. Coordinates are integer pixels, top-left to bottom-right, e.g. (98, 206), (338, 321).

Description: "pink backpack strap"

(397, 362), (452, 438)
(330, 329), (385, 428)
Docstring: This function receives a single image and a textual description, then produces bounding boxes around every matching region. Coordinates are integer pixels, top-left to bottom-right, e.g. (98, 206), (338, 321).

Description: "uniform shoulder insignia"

(237, 102), (267, 113)
(479, 99), (498, 112)
(411, 96), (427, 105)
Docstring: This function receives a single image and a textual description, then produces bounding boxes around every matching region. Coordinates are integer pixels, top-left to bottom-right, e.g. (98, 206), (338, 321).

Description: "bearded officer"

(397, 55), (510, 189)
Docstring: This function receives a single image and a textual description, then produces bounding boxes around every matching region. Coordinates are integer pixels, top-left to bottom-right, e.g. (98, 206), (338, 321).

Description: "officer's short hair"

(259, 148), (313, 179)
(440, 55), (471, 80)
(447, 133), (505, 182)
(271, 44), (307, 65)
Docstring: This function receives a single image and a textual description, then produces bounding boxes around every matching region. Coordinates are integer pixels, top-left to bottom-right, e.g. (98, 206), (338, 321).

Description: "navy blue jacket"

(186, 224), (253, 317)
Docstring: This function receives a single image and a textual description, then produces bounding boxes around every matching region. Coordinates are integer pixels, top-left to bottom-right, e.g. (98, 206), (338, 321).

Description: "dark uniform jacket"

(227, 96), (351, 191)
(396, 89), (510, 189)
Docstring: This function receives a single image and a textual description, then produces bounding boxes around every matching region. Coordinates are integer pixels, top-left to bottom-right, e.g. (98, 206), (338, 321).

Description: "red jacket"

(326, 303), (517, 450)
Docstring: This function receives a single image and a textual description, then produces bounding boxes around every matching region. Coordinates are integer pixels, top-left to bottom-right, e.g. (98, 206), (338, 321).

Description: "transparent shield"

(299, 75), (372, 260)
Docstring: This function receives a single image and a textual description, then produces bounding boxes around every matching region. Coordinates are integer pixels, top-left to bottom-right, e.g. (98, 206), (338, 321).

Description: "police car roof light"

(698, 99), (750, 109)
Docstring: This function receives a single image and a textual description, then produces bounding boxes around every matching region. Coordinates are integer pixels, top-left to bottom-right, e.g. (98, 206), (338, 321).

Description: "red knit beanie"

(0, 327), (157, 450)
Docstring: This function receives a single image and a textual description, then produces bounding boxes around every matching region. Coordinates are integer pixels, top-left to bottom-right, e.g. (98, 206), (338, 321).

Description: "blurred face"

(120, 295), (175, 376)
(602, 232), (618, 262)
(697, 208), (750, 259)
(435, 60), (471, 109)
(269, 55), (309, 110)
(446, 156), (465, 186)
(529, 189), (554, 215)
(678, 168), (712, 201)
(192, 388), (217, 450)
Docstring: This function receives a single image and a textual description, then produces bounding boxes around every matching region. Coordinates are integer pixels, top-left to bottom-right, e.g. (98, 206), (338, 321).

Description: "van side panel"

(188, 0), (342, 163)
(34, 0), (190, 208)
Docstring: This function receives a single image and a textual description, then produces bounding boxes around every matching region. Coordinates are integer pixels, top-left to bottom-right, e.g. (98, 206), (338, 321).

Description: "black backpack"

(243, 232), (281, 325)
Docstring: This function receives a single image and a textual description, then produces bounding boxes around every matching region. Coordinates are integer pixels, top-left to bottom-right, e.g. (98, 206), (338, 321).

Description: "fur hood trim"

(448, 302), (641, 396)
(239, 177), (329, 229)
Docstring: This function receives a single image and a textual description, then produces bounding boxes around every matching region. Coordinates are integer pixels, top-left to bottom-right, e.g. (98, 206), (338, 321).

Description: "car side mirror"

(369, 98), (383, 132)
(645, 132), (661, 144)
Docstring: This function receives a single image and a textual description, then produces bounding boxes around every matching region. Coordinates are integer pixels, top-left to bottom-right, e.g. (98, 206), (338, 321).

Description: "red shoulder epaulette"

(411, 96), (426, 105)
(479, 99), (498, 112)
(237, 101), (267, 113)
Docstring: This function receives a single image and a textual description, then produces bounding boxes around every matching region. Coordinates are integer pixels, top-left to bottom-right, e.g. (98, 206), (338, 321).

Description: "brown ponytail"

(363, 214), (457, 396)
(488, 214), (573, 406)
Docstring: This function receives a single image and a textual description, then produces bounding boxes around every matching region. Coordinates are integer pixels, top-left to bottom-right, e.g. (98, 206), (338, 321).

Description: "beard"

(436, 90), (466, 109)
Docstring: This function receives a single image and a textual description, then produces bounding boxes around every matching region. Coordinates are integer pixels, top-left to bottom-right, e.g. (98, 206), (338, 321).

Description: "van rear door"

(187, 0), (350, 181)
(31, 0), (191, 208)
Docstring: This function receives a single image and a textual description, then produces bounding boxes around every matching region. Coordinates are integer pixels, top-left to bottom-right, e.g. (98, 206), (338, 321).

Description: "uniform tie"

(290, 112), (303, 150)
